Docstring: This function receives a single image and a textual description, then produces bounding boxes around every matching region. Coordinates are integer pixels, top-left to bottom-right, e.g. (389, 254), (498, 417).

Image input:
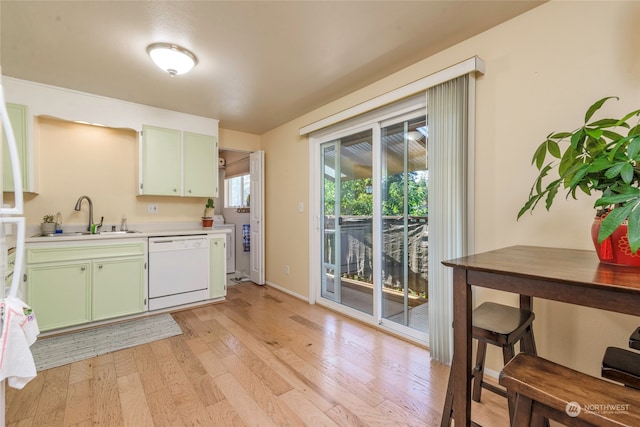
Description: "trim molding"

(299, 56), (485, 135)
(264, 281), (310, 303)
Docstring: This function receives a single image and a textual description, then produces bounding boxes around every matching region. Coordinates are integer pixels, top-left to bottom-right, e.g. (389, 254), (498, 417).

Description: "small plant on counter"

(41, 214), (56, 234)
(203, 198), (215, 218)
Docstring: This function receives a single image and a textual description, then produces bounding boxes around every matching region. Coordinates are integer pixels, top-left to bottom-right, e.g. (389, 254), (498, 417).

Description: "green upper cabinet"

(140, 125), (218, 197)
(184, 132), (218, 197)
(2, 103), (29, 192)
(141, 125), (182, 195)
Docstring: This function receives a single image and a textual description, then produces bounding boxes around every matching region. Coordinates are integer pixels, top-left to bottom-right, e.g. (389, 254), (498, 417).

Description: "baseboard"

(265, 280), (310, 303)
(484, 367), (501, 381)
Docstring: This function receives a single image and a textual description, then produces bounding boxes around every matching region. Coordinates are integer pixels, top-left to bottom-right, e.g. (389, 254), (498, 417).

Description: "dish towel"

(0, 296), (39, 389)
(243, 224), (250, 252)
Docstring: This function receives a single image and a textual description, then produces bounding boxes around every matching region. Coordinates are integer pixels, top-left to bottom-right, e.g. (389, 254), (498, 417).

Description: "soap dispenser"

(55, 211), (63, 233)
(120, 215), (128, 232)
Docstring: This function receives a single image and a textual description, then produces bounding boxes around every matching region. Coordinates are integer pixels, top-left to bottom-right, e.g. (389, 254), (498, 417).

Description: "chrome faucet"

(74, 195), (93, 232)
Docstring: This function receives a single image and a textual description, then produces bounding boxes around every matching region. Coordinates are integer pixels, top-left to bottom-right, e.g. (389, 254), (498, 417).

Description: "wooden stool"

(500, 353), (640, 426)
(601, 346), (640, 389)
(440, 302), (537, 426)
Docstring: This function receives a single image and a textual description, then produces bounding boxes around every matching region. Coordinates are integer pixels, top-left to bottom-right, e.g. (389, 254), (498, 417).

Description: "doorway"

(218, 149), (264, 285)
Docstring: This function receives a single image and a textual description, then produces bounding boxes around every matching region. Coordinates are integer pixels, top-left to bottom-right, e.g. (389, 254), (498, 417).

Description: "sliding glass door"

(321, 129), (374, 314)
(380, 116), (428, 333)
(318, 111), (428, 338)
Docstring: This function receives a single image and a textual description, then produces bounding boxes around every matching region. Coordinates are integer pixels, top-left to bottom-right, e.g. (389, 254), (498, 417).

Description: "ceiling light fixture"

(146, 43), (198, 76)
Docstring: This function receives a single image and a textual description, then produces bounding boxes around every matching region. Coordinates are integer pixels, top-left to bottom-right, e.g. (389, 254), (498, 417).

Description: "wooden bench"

(499, 353), (640, 426)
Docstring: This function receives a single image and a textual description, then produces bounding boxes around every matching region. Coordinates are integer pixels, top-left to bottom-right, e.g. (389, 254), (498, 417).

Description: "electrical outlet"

(285, 265), (290, 275)
(147, 204), (159, 214)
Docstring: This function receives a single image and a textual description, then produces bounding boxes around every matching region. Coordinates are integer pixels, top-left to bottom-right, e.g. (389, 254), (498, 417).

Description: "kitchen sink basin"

(32, 232), (91, 237)
(32, 230), (140, 238)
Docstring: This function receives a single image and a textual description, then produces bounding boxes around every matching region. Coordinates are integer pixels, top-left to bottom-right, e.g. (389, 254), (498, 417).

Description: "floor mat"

(30, 313), (183, 371)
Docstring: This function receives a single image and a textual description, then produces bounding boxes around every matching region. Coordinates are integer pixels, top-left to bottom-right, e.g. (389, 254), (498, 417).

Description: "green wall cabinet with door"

(26, 240), (146, 331)
(2, 103), (30, 192)
(140, 125), (218, 197)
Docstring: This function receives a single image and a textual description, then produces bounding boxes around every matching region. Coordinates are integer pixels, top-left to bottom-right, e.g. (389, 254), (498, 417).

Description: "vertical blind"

(427, 75), (469, 364)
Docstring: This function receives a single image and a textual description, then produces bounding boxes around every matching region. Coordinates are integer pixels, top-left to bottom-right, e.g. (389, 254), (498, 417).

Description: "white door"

(249, 150), (265, 285)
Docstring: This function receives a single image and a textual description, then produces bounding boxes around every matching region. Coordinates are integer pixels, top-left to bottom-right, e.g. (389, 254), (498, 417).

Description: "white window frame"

(224, 173), (251, 208)
(304, 57), (483, 355)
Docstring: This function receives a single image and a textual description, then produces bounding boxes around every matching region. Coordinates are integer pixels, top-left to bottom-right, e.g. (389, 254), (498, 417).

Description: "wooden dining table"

(442, 245), (640, 426)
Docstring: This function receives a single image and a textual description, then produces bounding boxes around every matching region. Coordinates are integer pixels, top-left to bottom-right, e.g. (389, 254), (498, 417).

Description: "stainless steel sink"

(32, 232), (91, 237)
(32, 230), (140, 238)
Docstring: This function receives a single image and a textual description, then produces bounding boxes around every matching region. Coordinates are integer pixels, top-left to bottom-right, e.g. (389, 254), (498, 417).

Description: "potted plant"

(41, 214), (56, 234)
(518, 96), (640, 266)
(202, 198), (214, 228)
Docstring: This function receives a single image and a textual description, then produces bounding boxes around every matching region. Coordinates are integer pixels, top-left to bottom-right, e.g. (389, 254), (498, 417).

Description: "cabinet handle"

(98, 265), (103, 269)
(188, 189), (192, 193)
(81, 266), (86, 271)
(173, 188), (177, 192)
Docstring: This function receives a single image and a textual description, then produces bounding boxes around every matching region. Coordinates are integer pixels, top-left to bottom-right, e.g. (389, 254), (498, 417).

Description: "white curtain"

(427, 75), (469, 364)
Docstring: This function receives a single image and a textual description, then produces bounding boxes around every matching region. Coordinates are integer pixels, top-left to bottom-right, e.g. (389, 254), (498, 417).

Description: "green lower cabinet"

(92, 257), (145, 321)
(210, 236), (226, 299)
(27, 261), (92, 331)
(26, 241), (147, 332)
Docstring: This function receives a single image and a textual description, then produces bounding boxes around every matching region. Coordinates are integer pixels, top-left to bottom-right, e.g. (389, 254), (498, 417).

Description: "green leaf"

(568, 164), (590, 188)
(601, 129), (626, 143)
(598, 203), (633, 242)
(617, 109), (640, 125)
(585, 96), (618, 123)
(588, 157), (617, 173)
(545, 185), (559, 210)
(517, 196), (539, 219)
(628, 205), (640, 253)
(595, 188), (640, 207)
(629, 124), (640, 136)
(550, 132), (573, 139)
(532, 143), (547, 169)
(547, 140), (561, 159)
(604, 162), (625, 179)
(628, 137), (640, 159)
(621, 162), (634, 184)
(570, 129), (586, 150)
(588, 118), (621, 128)
(585, 128), (604, 140)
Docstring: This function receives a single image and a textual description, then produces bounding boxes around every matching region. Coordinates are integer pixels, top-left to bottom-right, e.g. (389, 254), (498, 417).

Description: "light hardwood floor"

(6, 282), (509, 426)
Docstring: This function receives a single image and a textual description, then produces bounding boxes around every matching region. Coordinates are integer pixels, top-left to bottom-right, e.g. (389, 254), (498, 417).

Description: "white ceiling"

(1, 1), (544, 135)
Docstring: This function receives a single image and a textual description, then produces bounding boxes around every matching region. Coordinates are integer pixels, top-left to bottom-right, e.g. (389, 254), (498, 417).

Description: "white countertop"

(25, 221), (230, 243)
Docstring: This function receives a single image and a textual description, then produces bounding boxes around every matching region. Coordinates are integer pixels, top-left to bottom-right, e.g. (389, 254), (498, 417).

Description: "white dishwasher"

(148, 235), (210, 310)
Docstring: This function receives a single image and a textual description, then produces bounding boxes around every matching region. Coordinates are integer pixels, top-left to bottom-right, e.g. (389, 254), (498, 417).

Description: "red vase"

(591, 217), (640, 266)
(202, 217), (213, 229)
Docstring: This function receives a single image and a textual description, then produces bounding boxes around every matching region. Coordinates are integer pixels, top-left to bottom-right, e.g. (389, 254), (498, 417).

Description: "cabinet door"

(209, 236), (226, 299)
(183, 132), (218, 197)
(141, 125), (181, 195)
(2, 103), (28, 192)
(27, 262), (91, 331)
(92, 257), (145, 321)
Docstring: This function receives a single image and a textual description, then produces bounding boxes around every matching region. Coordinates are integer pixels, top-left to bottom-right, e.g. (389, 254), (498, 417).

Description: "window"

(224, 174), (250, 208)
